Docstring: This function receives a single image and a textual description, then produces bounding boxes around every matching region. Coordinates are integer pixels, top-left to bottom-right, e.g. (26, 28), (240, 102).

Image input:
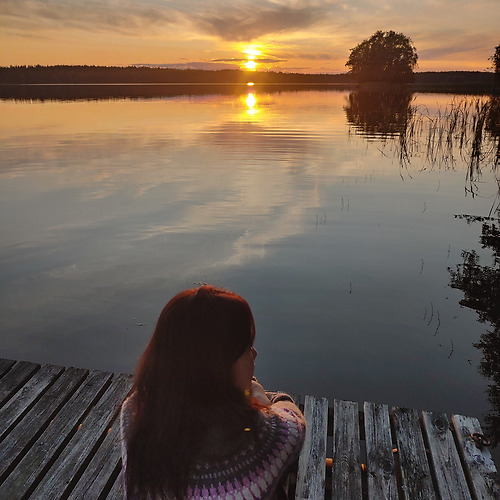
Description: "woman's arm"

(251, 379), (272, 406)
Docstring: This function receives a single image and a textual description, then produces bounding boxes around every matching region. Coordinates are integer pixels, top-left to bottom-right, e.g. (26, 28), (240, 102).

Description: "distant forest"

(0, 65), (346, 84)
(0, 65), (497, 88)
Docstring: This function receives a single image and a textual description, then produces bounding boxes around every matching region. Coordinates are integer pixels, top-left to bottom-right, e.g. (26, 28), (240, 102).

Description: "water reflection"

(344, 90), (415, 139)
(0, 83), (345, 102)
(2, 90), (500, 463)
(345, 91), (500, 213)
(346, 90), (500, 447)
(449, 214), (500, 446)
(246, 93), (256, 109)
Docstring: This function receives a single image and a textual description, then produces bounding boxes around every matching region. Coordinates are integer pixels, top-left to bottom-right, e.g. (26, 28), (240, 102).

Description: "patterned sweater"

(120, 392), (306, 499)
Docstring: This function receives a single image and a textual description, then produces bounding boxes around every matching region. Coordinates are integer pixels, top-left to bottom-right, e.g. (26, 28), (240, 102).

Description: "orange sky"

(1, 1), (498, 73)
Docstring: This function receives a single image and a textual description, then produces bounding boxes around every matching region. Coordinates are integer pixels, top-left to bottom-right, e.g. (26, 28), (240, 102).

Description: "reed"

(390, 96), (500, 212)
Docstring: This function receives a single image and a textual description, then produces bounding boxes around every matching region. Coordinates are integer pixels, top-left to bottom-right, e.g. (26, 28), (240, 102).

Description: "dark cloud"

(189, 3), (331, 42)
(134, 62), (237, 70)
(212, 57), (288, 64)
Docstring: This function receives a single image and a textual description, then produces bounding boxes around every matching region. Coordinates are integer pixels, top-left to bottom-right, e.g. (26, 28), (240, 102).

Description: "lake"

(1, 85), (499, 458)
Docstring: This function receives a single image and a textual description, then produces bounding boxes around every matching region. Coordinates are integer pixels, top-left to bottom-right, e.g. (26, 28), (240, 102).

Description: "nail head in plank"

(392, 407), (436, 500)
(364, 402), (398, 500)
(295, 395), (328, 500)
(422, 412), (472, 500)
(332, 399), (362, 499)
(452, 414), (500, 500)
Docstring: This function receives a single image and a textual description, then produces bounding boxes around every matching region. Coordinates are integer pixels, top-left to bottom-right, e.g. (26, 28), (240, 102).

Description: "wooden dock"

(0, 358), (498, 499)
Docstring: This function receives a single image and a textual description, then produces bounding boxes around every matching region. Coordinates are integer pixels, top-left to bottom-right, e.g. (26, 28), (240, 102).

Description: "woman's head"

(126, 286), (260, 498)
(135, 285), (256, 404)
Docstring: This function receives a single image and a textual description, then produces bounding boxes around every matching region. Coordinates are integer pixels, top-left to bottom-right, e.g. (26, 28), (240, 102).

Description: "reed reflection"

(449, 213), (500, 449)
(345, 92), (500, 213)
(485, 96), (500, 167)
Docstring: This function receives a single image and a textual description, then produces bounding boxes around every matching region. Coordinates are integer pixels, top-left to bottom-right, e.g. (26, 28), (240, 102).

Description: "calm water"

(1, 87), (499, 456)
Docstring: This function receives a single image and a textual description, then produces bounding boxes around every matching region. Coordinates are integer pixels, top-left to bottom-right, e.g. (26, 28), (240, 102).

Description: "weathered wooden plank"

(0, 368), (107, 498)
(0, 358), (16, 378)
(422, 412), (472, 500)
(0, 366), (87, 484)
(0, 363), (64, 441)
(452, 414), (500, 500)
(295, 395), (329, 500)
(364, 402), (398, 500)
(392, 407), (436, 500)
(29, 373), (132, 499)
(331, 399), (362, 499)
(68, 416), (123, 499)
(106, 470), (124, 500)
(0, 360), (39, 408)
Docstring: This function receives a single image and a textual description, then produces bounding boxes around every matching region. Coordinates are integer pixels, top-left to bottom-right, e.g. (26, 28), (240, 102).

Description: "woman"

(120, 285), (306, 499)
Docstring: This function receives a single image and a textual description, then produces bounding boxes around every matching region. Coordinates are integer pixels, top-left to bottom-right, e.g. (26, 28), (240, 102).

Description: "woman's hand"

(251, 379), (271, 406)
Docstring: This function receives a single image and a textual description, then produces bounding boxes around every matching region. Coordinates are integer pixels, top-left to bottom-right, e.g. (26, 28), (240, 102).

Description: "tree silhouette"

(345, 31), (418, 84)
(490, 44), (500, 75)
(449, 214), (500, 446)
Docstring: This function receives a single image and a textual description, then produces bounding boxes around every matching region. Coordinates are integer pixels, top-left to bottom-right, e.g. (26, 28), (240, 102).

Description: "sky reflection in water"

(0, 89), (498, 449)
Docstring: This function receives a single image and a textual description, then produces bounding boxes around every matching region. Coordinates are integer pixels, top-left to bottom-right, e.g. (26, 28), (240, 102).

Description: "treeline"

(0, 66), (497, 95)
(0, 65), (351, 84)
(414, 71), (496, 84)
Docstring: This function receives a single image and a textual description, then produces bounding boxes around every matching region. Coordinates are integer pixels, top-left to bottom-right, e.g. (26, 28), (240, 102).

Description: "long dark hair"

(125, 285), (259, 499)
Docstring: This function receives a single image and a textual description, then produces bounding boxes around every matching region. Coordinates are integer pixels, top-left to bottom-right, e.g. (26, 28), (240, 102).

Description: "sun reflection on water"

(245, 92), (259, 116)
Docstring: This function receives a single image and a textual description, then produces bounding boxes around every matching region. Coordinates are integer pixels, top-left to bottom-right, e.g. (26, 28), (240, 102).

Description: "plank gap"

(0, 359), (16, 379)
(0, 361), (40, 410)
(19, 372), (114, 500)
(0, 369), (88, 487)
(0, 366), (65, 443)
(98, 458), (123, 500)
(418, 411), (441, 498)
(64, 397), (124, 499)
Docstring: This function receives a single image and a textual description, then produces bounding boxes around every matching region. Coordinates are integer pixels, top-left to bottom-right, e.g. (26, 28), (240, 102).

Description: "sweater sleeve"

(269, 400), (307, 466)
(119, 394), (137, 499)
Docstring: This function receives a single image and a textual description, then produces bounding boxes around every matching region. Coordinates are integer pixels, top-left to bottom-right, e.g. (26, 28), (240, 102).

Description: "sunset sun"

(242, 46), (261, 71)
(244, 60), (257, 70)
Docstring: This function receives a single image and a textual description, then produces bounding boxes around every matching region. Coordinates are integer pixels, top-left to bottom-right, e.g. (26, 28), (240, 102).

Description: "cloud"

(288, 52), (334, 61)
(416, 31), (497, 62)
(188, 3), (332, 42)
(1, 0), (179, 35)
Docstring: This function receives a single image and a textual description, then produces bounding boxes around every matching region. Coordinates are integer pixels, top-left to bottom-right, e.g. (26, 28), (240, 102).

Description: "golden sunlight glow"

(241, 45), (261, 72)
(243, 46), (261, 58)
(247, 82), (255, 86)
(244, 60), (257, 70)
